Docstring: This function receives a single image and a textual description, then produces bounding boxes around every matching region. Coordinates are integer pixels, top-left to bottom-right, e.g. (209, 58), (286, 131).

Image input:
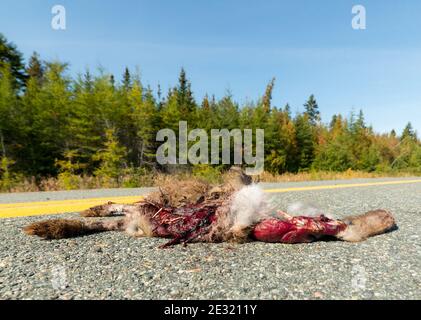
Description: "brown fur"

(23, 218), (125, 239)
(81, 202), (118, 217)
(125, 215), (155, 237)
(145, 166), (253, 208)
(337, 210), (396, 242)
(24, 219), (93, 239)
(147, 176), (210, 207)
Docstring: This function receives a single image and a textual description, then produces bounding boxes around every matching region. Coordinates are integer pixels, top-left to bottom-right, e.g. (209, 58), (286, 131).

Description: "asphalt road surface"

(0, 178), (420, 300)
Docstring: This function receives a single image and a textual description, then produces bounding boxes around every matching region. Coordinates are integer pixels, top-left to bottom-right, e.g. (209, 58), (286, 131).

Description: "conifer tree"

(66, 70), (103, 173)
(0, 64), (21, 173)
(197, 94), (214, 131)
(122, 67), (131, 91)
(26, 52), (44, 83)
(283, 103), (291, 117)
(265, 107), (297, 173)
(401, 122), (417, 141)
(390, 129), (396, 138)
(294, 113), (315, 170)
(21, 62), (44, 174)
(262, 78), (275, 113)
(130, 81), (159, 166)
(303, 94), (320, 125)
(31, 62), (72, 175)
(93, 128), (128, 185)
(160, 88), (182, 132)
(176, 68), (196, 124)
(215, 92), (239, 129)
(0, 33), (27, 89)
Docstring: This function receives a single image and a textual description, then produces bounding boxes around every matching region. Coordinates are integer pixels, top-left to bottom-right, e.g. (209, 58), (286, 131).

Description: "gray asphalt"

(0, 178), (420, 300)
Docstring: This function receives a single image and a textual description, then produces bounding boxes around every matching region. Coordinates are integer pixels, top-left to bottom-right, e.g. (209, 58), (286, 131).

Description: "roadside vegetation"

(1, 34), (420, 192)
(3, 169), (420, 193)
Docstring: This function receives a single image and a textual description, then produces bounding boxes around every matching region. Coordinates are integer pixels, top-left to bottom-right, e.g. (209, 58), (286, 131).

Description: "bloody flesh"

(251, 215), (347, 243)
(146, 204), (218, 248)
(146, 203), (347, 247)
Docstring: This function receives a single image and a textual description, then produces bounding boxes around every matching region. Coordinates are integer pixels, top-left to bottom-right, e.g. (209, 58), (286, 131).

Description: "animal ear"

(242, 172), (253, 185)
(227, 166), (253, 185)
(240, 168), (253, 185)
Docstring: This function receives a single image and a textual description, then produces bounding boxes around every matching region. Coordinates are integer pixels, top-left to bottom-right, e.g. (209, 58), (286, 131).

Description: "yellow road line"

(1, 179), (420, 218)
(264, 179), (421, 193)
(0, 196), (143, 218)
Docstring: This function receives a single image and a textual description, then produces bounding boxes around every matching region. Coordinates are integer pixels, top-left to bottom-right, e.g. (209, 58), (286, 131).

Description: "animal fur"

(23, 219), (125, 239)
(337, 209), (396, 242)
(23, 167), (397, 245)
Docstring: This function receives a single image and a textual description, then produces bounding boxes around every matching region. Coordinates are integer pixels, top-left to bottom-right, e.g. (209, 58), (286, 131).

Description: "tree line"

(0, 34), (420, 190)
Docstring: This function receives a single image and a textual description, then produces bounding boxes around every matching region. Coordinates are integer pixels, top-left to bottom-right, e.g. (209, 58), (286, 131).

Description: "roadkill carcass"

(24, 168), (397, 247)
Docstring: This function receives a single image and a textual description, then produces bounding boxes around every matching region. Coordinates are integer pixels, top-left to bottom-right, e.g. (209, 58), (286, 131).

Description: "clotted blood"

(147, 204), (218, 248)
(251, 215), (347, 244)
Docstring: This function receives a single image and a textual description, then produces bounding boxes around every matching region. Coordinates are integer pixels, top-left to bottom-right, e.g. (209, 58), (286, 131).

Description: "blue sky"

(1, 0), (421, 133)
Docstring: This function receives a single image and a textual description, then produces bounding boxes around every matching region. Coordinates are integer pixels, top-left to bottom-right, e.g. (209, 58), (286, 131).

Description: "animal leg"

(336, 209), (396, 242)
(80, 202), (137, 217)
(23, 218), (126, 240)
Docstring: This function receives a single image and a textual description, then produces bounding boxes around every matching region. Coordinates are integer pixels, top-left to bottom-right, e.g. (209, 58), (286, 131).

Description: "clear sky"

(1, 0), (420, 133)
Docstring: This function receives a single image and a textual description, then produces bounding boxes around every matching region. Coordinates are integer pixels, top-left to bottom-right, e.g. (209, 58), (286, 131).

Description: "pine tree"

(0, 63), (21, 173)
(130, 81), (159, 166)
(329, 115), (338, 129)
(0, 64), (15, 156)
(265, 107), (297, 173)
(26, 52), (44, 84)
(160, 88), (182, 132)
(122, 67), (131, 91)
(0, 34), (27, 89)
(283, 103), (291, 117)
(202, 94), (210, 110)
(157, 83), (163, 110)
(314, 115), (353, 171)
(351, 109), (366, 134)
(262, 78), (275, 113)
(356, 109), (366, 129)
(215, 92), (239, 129)
(329, 114), (345, 138)
(31, 62), (72, 175)
(294, 113), (315, 170)
(110, 74), (115, 88)
(390, 129), (396, 138)
(66, 70), (104, 173)
(176, 68), (196, 124)
(93, 128), (128, 185)
(401, 122), (417, 141)
(197, 94), (213, 131)
(21, 62), (44, 174)
(303, 94), (320, 125)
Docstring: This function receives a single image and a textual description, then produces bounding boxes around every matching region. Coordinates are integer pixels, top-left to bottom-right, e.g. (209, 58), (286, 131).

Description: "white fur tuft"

(230, 184), (268, 228)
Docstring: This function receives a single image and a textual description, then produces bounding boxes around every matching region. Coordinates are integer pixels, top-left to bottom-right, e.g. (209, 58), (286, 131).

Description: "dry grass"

(2, 169), (420, 193)
(257, 169), (419, 182)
